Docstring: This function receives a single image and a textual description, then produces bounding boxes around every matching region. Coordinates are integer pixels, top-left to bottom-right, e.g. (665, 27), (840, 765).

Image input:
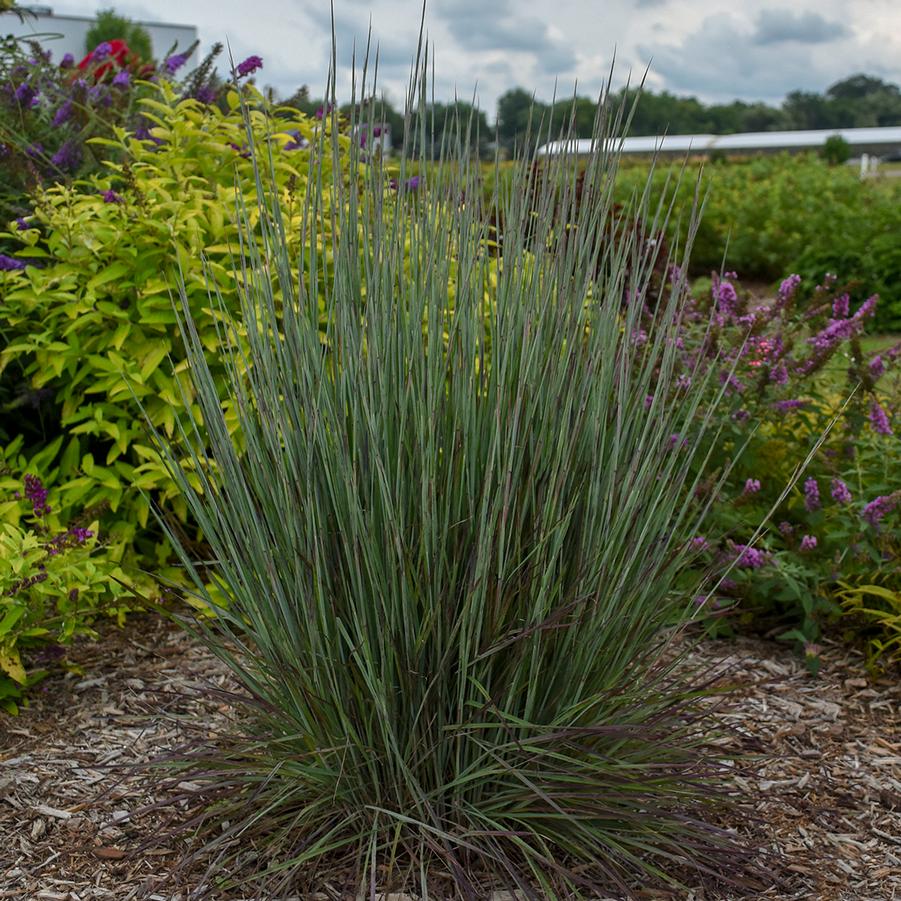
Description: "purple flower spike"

(869, 401), (892, 436)
(164, 52), (190, 74)
(777, 274), (801, 304)
(23, 474), (51, 516)
(14, 82), (39, 108)
(832, 293), (850, 318)
(803, 478), (820, 512)
(236, 55), (263, 78)
(799, 534), (817, 552)
(0, 254), (27, 271)
(112, 69), (130, 88)
(862, 494), (897, 528)
(92, 42), (113, 61)
(735, 545), (768, 569)
(52, 99), (73, 126)
(743, 478), (761, 495)
(869, 355), (884, 378)
(102, 189), (124, 204)
(60, 52), (75, 69)
(50, 139), (82, 173)
(831, 479), (852, 505)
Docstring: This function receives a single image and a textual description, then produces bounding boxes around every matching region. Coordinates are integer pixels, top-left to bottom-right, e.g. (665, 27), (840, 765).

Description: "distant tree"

(497, 88), (545, 153)
(782, 91), (831, 129)
(826, 74), (900, 101)
(822, 134), (851, 165)
(85, 8), (153, 62)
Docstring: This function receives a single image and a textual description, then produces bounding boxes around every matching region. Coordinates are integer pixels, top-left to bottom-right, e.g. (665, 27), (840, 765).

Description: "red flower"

(77, 39), (132, 81)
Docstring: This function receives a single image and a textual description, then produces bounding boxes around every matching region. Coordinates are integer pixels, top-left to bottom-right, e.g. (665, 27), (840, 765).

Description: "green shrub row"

(613, 154), (901, 332)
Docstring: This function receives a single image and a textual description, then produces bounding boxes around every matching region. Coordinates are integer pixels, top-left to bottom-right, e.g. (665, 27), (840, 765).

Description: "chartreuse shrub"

(0, 80), (351, 575)
(143, 81), (760, 897)
(837, 578), (901, 669)
(0, 436), (133, 713)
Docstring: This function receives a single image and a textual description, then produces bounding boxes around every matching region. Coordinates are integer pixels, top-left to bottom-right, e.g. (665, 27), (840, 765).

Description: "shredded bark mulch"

(1, 617), (898, 900)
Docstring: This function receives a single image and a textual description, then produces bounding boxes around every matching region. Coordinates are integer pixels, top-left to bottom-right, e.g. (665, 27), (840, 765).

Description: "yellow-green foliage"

(0, 83), (352, 569)
(0, 437), (132, 713)
(837, 579), (901, 670)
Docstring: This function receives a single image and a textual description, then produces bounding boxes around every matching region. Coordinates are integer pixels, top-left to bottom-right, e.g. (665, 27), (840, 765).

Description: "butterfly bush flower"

(772, 399), (806, 413)
(735, 545), (768, 569)
(832, 293), (850, 318)
(831, 479), (852, 504)
(191, 84), (218, 104)
(14, 82), (39, 108)
(714, 277), (738, 314)
(0, 254), (26, 271)
(24, 474), (51, 516)
(112, 69), (130, 88)
(52, 99), (73, 126)
(862, 494), (897, 528)
(799, 534), (817, 552)
(92, 42), (113, 61)
(236, 55), (263, 78)
(869, 401), (892, 436)
(804, 478), (820, 512)
(778, 521), (794, 536)
(164, 52), (190, 74)
(869, 355), (884, 378)
(777, 274), (801, 304)
(102, 189), (124, 203)
(50, 139), (82, 173)
(60, 52), (75, 69)
(743, 478), (761, 495)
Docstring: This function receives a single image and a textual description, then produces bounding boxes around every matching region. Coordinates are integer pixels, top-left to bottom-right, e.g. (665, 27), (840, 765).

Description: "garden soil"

(1, 617), (899, 900)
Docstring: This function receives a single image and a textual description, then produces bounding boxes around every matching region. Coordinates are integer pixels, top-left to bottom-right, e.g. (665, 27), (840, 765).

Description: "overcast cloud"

(38, 0), (901, 113)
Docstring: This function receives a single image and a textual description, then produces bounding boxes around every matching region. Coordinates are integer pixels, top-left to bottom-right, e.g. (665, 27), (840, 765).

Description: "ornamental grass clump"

(148, 65), (759, 898)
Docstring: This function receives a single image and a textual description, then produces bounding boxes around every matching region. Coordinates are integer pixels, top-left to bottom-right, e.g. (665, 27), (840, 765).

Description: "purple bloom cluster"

(23, 474), (51, 516)
(830, 479), (852, 504)
(743, 478), (761, 495)
(777, 274), (801, 304)
(735, 545), (768, 569)
(236, 55), (263, 78)
(803, 478), (820, 512)
(869, 401), (892, 436)
(50, 139), (82, 173)
(102, 189), (124, 204)
(0, 254), (27, 271)
(862, 494), (898, 528)
(799, 534), (817, 552)
(46, 526), (95, 556)
(164, 52), (190, 74)
(772, 399), (807, 413)
(14, 82), (39, 108)
(52, 98), (73, 126)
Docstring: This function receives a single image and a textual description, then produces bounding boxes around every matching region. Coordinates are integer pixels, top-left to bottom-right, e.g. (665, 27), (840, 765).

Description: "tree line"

(283, 73), (901, 157)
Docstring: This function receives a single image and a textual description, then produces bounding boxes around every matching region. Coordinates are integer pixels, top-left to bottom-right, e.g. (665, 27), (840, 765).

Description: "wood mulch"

(0, 617), (899, 900)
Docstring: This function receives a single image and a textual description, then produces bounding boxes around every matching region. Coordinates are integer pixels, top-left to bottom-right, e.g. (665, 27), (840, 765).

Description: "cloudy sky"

(40, 0), (901, 114)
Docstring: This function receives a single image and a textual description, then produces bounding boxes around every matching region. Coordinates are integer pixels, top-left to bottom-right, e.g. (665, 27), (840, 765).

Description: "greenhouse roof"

(537, 125), (901, 156)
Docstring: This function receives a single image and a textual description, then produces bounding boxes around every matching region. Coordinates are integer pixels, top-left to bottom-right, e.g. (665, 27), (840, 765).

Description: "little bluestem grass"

(144, 49), (763, 900)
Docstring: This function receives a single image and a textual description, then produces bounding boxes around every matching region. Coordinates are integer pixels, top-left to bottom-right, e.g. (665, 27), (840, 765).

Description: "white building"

(537, 126), (901, 160)
(4, 6), (198, 64)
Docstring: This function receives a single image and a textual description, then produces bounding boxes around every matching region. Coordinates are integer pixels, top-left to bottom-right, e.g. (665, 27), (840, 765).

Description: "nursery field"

(1, 31), (900, 901)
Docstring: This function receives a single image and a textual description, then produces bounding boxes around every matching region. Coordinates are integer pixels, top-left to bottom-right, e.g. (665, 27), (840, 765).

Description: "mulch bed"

(1, 617), (899, 900)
